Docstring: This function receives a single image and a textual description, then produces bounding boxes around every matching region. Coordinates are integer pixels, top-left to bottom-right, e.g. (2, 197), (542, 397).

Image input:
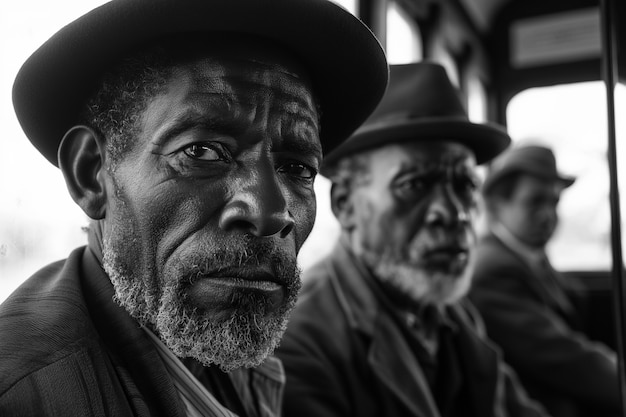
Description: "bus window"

(506, 81), (626, 272)
(466, 75), (488, 123)
(1, 0), (111, 302)
(386, 1), (422, 64)
(431, 47), (460, 87)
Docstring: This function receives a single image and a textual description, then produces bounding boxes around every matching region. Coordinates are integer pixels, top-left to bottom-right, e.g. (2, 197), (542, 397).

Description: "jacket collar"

(325, 238), (502, 417)
(490, 222), (546, 268)
(486, 230), (575, 318)
(326, 239), (439, 416)
(81, 246), (187, 416)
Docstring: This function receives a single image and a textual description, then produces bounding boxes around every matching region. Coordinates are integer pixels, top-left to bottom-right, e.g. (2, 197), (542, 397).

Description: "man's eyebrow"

(396, 160), (436, 174)
(154, 112), (240, 145)
(278, 137), (323, 161)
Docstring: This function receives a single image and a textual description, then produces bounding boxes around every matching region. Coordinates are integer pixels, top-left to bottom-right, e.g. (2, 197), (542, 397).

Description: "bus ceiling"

(361, 0), (626, 124)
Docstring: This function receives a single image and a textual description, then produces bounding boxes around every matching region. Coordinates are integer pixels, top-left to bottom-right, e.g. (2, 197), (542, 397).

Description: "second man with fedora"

(276, 63), (549, 417)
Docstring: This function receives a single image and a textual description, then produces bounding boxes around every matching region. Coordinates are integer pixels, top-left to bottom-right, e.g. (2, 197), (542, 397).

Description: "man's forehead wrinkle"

(190, 54), (310, 84)
(182, 73), (316, 119)
(276, 131), (323, 160)
(206, 76), (315, 114)
(282, 114), (319, 137)
(186, 56), (314, 105)
(184, 71), (319, 134)
(188, 57), (305, 87)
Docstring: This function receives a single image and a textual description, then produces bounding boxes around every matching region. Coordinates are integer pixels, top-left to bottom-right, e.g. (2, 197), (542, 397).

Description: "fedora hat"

(320, 62), (510, 174)
(482, 145), (576, 195)
(12, 0), (388, 166)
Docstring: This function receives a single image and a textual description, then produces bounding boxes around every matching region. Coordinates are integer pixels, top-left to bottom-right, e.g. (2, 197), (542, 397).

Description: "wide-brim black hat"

(13, 0), (388, 166)
(321, 62), (510, 174)
(482, 144), (576, 195)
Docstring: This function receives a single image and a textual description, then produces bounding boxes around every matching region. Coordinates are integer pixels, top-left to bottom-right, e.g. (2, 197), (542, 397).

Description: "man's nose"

(218, 162), (295, 238)
(424, 183), (470, 228)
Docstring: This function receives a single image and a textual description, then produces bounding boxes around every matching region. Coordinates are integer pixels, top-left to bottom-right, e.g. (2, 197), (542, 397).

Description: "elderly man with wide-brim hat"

(276, 62), (550, 417)
(0, 0), (388, 415)
(469, 145), (621, 417)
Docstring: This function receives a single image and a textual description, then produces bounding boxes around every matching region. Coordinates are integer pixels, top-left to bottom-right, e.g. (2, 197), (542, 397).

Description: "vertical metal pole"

(600, 0), (626, 414)
(359, 0), (387, 50)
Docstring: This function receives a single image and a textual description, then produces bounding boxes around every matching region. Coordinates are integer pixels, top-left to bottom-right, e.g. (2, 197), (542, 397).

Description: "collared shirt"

(491, 222), (547, 271)
(403, 305), (457, 360)
(143, 327), (285, 417)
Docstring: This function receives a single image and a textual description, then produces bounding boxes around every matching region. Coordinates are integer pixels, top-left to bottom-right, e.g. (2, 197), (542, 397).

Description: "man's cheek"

(293, 200), (316, 251)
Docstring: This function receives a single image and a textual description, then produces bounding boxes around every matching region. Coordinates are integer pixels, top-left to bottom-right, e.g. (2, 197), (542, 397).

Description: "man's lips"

(203, 277), (282, 292)
(422, 246), (469, 262)
(193, 267), (285, 291)
(187, 267), (286, 312)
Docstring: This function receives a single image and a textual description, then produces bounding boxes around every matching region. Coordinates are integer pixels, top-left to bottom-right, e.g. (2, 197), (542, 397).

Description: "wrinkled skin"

(99, 42), (321, 370)
(492, 174), (564, 249)
(339, 141), (479, 307)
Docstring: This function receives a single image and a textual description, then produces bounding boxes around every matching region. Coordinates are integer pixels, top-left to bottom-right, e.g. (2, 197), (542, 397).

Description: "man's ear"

(58, 125), (107, 220)
(330, 182), (356, 230)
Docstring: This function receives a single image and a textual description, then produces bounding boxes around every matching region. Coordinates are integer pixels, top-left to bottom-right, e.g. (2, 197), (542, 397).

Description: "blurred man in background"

(470, 144), (620, 417)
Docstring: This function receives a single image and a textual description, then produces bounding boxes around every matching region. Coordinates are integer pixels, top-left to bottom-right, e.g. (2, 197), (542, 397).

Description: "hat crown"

(320, 62), (511, 173)
(484, 145), (576, 193)
(491, 145), (557, 174)
(362, 62), (468, 130)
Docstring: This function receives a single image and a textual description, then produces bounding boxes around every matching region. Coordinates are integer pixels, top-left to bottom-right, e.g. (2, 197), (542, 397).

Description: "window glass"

(506, 82), (626, 271)
(1, 0), (112, 302)
(467, 76), (488, 123)
(386, 1), (422, 64)
(431, 47), (460, 86)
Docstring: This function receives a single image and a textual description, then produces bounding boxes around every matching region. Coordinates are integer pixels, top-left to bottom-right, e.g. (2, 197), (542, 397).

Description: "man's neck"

(87, 220), (105, 264)
(490, 222), (545, 263)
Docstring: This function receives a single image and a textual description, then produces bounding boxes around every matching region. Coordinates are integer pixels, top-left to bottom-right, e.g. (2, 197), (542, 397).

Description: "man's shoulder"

(473, 234), (528, 278)
(0, 248), (98, 395)
(475, 233), (511, 259)
(282, 255), (354, 343)
(294, 258), (341, 317)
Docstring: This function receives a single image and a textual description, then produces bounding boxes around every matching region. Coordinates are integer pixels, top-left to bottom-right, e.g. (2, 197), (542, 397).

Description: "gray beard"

(103, 237), (301, 372)
(359, 245), (473, 307)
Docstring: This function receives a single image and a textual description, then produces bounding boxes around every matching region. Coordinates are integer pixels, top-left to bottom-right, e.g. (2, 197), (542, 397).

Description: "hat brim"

(321, 117), (511, 174)
(13, 0), (388, 166)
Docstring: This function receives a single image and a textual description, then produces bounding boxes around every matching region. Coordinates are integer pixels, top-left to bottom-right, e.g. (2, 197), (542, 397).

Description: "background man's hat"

(321, 62), (511, 174)
(482, 145), (576, 195)
(12, 0), (388, 166)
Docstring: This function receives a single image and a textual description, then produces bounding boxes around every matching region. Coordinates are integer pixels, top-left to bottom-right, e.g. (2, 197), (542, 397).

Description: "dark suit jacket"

(0, 246), (282, 417)
(277, 241), (548, 417)
(469, 232), (620, 417)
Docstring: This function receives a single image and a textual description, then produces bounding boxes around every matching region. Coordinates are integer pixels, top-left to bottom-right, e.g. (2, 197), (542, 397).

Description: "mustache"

(175, 236), (301, 287)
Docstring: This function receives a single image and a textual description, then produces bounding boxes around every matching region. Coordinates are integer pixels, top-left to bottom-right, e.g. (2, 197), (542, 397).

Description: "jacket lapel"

(449, 304), (502, 417)
(490, 234), (575, 320)
(368, 313), (440, 417)
(81, 248), (187, 417)
(327, 241), (440, 417)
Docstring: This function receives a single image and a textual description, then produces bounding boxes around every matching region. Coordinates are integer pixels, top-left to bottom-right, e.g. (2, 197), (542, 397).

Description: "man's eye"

(183, 143), (227, 161)
(456, 177), (478, 193)
(278, 162), (317, 179)
(397, 178), (426, 195)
